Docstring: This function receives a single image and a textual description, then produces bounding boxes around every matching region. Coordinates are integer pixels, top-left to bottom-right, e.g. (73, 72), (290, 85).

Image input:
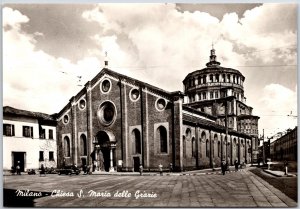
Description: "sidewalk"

(90, 164), (251, 176)
(263, 169), (297, 177)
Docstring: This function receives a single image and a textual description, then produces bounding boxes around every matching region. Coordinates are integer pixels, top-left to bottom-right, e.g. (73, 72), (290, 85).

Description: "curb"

(263, 169), (282, 177)
(263, 169), (297, 177)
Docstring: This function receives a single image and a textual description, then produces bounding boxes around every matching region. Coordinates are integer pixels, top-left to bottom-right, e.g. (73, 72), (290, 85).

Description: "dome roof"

(183, 48), (245, 83)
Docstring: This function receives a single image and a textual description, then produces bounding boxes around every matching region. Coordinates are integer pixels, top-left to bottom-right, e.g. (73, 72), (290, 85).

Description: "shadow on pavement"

(3, 188), (52, 207)
(250, 168), (297, 202)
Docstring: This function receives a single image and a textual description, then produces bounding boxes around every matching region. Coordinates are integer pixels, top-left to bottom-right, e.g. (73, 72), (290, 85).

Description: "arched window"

(192, 137), (196, 157)
(132, 129), (141, 154)
(213, 134), (217, 157)
(218, 141), (221, 157)
(183, 136), (186, 158)
(211, 139), (214, 157)
(215, 74), (219, 82)
(186, 128), (191, 139)
(80, 134), (87, 156)
(201, 132), (206, 158)
(210, 74), (213, 82)
(158, 126), (167, 153)
(206, 139), (210, 158)
(64, 136), (70, 157)
(237, 139), (239, 156)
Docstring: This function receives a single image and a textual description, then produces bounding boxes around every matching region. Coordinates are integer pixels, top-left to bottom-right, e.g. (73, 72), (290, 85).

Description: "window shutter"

(12, 125), (15, 136)
(30, 127), (33, 138)
(23, 126), (25, 137)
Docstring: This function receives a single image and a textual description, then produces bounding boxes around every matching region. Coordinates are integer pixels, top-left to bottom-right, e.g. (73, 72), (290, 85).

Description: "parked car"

(45, 167), (58, 174)
(27, 169), (36, 175)
(57, 165), (80, 175)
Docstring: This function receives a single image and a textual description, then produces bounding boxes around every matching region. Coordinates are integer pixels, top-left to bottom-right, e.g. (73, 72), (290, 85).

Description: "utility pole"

(262, 129), (265, 165)
(225, 100), (228, 164)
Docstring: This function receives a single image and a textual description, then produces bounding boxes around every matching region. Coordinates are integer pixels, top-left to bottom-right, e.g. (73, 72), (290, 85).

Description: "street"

(3, 168), (297, 207)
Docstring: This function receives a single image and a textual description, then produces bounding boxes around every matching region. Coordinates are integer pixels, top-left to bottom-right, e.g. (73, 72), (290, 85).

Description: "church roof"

(183, 113), (252, 138)
(57, 67), (184, 118)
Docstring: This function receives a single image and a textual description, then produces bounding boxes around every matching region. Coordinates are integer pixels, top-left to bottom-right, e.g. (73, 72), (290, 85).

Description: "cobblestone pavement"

(3, 168), (297, 207)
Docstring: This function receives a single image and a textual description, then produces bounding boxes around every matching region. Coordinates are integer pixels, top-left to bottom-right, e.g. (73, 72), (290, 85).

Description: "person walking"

(221, 161), (226, 175)
(139, 164), (143, 176)
(169, 163), (173, 173)
(158, 163), (163, 176)
(83, 164), (87, 175)
(234, 159), (239, 172)
(16, 161), (21, 175)
(40, 164), (46, 177)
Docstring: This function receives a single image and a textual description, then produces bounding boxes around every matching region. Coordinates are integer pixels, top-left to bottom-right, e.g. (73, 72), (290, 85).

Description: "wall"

(3, 119), (57, 171)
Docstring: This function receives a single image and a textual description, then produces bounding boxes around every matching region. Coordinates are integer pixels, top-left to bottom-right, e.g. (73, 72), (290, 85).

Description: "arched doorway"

(95, 131), (116, 172)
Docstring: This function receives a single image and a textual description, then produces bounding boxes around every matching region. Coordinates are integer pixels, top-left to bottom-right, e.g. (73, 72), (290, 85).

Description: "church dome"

(183, 48), (246, 104)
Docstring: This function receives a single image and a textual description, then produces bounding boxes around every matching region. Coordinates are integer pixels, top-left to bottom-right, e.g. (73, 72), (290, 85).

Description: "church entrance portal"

(133, 157), (140, 172)
(96, 131), (116, 172)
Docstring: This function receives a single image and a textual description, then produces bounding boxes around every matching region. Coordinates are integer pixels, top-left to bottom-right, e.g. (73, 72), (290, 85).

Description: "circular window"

(156, 98), (167, 111)
(79, 99), (86, 110)
(130, 88), (140, 101)
(97, 101), (117, 126)
(63, 115), (69, 124)
(101, 79), (111, 93)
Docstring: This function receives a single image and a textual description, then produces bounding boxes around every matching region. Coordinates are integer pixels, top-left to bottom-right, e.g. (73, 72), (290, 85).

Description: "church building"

(56, 49), (259, 172)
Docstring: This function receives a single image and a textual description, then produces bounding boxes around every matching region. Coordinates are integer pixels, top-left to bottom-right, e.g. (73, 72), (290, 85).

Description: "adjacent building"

(55, 48), (258, 172)
(270, 127), (297, 162)
(3, 106), (57, 172)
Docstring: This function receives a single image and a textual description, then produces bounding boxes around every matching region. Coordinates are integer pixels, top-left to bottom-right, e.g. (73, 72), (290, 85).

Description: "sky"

(2, 3), (298, 137)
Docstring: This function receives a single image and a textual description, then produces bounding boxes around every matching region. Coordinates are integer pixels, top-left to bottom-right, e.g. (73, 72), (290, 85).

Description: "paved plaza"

(3, 168), (297, 207)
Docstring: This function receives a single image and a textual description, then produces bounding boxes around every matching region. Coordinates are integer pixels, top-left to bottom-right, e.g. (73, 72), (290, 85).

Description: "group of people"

(10, 161), (21, 175)
(139, 163), (173, 176)
(221, 159), (241, 175)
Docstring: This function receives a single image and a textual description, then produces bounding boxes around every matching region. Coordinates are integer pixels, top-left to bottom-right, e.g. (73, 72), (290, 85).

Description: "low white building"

(3, 106), (57, 172)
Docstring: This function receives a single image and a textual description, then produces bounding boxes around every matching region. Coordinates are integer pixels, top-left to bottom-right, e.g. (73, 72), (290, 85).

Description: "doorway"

(12, 152), (25, 172)
(133, 157), (140, 172)
(96, 131), (115, 172)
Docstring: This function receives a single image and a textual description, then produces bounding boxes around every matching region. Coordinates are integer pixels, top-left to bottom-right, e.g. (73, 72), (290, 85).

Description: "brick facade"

(56, 67), (253, 172)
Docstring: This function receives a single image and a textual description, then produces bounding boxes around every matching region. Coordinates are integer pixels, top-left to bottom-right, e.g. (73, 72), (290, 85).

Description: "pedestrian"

(86, 165), (91, 175)
(234, 159), (239, 172)
(139, 164), (143, 176)
(83, 164), (87, 175)
(221, 161), (226, 175)
(16, 161), (21, 175)
(62, 158), (66, 168)
(93, 162), (96, 172)
(158, 163), (163, 176)
(40, 164), (46, 177)
(169, 163), (173, 173)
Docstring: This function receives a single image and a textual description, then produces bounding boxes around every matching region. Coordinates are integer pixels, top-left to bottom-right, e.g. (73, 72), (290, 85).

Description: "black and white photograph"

(2, 2), (298, 207)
